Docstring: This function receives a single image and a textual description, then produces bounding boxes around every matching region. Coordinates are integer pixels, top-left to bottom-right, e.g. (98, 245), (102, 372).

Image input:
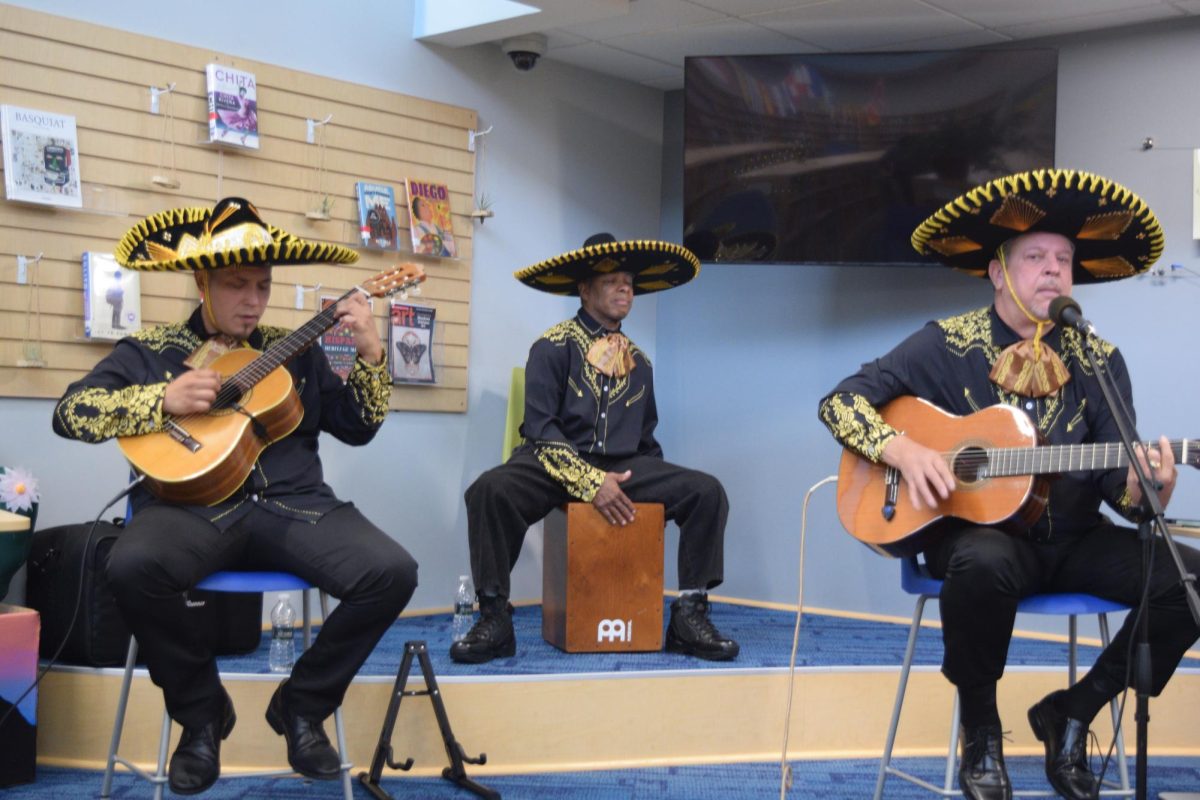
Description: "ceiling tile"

(547, 40), (683, 83)
(545, 28), (590, 50)
(923, 0), (1170, 29)
(688, 0), (832, 15)
(1169, 0), (1200, 12)
(752, 0), (980, 51)
(864, 27), (1012, 50)
(997, 3), (1182, 37)
(560, 0), (724, 40)
(607, 18), (821, 64)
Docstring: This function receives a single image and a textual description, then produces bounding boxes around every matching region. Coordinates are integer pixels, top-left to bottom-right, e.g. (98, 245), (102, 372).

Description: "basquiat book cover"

(388, 302), (436, 384)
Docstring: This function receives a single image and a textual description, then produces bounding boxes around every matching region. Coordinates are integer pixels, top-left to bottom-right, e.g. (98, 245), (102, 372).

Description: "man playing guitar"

(52, 199), (419, 795)
(819, 170), (1200, 800)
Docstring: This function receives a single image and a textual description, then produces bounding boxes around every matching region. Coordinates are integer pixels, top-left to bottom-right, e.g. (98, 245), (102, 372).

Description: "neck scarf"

(586, 332), (636, 378)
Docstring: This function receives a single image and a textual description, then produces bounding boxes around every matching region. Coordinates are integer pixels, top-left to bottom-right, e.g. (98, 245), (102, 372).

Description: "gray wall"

(1, 0), (664, 610)
(657, 18), (1200, 627)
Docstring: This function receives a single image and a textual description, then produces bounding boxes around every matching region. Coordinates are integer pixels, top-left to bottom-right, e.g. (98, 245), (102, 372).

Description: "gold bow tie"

(989, 338), (1070, 397)
(586, 333), (636, 378)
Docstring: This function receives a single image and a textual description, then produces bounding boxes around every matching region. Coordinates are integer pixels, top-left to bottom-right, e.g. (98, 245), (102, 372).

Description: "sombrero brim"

(911, 169), (1163, 284)
(115, 202), (359, 272)
(514, 240), (700, 295)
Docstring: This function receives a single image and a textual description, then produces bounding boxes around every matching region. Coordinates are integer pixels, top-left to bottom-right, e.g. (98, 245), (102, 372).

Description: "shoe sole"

(449, 637), (517, 663)
(665, 632), (739, 661)
(265, 692), (341, 781)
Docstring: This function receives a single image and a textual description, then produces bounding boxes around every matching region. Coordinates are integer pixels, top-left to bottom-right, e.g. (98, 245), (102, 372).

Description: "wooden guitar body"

(118, 348), (302, 506)
(836, 397), (1049, 558)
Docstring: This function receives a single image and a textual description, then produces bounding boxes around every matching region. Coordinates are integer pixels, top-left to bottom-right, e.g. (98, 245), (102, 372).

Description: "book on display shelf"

(82, 251), (142, 340)
(318, 295), (358, 382)
(355, 181), (400, 250)
(205, 64), (260, 149)
(404, 178), (457, 257)
(388, 302), (436, 384)
(1, 105), (83, 208)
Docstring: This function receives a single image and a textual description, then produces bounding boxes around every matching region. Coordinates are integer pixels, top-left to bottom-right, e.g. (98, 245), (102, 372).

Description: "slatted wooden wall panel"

(0, 3), (475, 412)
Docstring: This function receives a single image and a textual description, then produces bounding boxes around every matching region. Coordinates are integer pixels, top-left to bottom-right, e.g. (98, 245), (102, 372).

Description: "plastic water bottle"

(269, 594), (296, 673)
(451, 575), (474, 642)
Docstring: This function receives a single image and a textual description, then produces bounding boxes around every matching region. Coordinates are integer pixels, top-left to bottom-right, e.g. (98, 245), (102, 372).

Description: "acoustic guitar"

(836, 395), (1198, 558)
(118, 263), (425, 506)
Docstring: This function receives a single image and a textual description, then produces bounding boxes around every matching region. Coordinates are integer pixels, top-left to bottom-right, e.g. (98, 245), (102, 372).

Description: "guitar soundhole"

(952, 446), (989, 485)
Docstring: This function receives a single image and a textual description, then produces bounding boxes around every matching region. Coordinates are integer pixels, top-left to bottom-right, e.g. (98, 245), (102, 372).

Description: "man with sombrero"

(52, 198), (419, 794)
(818, 169), (1200, 800)
(452, 233), (739, 664)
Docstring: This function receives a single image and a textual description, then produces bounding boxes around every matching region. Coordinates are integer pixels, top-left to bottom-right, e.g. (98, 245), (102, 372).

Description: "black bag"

(25, 520), (263, 667)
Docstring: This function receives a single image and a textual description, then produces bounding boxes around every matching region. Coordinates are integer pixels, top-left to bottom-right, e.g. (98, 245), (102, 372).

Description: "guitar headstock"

(361, 263), (426, 299)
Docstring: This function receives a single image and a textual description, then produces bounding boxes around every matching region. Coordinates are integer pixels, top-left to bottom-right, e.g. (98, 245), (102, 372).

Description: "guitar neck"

(985, 439), (1192, 477)
(217, 286), (363, 402)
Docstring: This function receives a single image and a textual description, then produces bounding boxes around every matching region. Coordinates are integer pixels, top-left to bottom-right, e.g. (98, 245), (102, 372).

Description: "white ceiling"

(416, 0), (1200, 89)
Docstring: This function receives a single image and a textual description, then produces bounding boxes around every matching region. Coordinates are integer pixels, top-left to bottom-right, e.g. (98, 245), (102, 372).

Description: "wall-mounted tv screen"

(683, 50), (1057, 265)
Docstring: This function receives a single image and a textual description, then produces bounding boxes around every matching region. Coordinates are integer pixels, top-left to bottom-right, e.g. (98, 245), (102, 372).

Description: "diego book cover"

(404, 178), (457, 257)
(1, 105), (83, 208)
(389, 302), (436, 384)
(205, 64), (260, 149)
(82, 252), (142, 340)
(355, 182), (399, 250)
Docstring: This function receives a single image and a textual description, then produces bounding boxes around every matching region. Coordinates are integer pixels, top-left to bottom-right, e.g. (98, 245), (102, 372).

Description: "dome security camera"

(501, 34), (547, 72)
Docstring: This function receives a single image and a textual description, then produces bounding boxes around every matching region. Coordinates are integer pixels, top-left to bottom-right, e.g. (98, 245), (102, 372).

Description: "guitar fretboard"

(972, 439), (1192, 478)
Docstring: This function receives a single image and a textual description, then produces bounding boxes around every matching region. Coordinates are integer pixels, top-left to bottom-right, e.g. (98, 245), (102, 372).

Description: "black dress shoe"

(168, 692), (236, 795)
(665, 593), (739, 661)
(1028, 690), (1099, 800)
(265, 682), (341, 781)
(449, 595), (516, 664)
(958, 724), (1012, 800)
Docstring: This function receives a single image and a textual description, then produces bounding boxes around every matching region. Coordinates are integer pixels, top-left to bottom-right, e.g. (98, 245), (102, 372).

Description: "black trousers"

(925, 519), (1200, 701)
(464, 451), (728, 598)
(106, 503), (418, 728)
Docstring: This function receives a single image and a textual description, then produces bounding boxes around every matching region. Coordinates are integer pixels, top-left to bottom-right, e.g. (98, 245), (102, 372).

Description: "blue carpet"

(7, 757), (1200, 799)
(215, 599), (1119, 677)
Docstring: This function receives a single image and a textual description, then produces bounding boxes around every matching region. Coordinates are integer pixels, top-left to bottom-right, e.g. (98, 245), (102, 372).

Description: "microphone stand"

(1076, 329), (1200, 800)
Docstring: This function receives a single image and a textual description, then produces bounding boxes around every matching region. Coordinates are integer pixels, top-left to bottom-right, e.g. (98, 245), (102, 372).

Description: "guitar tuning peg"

(399, 289), (408, 301)
(411, 285), (422, 296)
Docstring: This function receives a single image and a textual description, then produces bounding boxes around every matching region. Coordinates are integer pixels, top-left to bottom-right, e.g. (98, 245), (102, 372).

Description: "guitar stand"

(358, 640), (500, 800)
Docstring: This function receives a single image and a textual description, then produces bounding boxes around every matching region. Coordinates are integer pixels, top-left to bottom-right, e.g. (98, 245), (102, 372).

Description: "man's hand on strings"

(163, 369), (222, 415)
(1127, 435), (1176, 510)
(881, 434), (956, 511)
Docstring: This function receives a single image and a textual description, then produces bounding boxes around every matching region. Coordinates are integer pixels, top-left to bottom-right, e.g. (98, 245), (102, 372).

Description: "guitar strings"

(936, 440), (1187, 474)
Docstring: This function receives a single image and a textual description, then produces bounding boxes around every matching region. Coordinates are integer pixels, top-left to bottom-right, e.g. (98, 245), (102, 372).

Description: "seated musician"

(52, 198), (419, 795)
(451, 234), (739, 664)
(817, 170), (1200, 800)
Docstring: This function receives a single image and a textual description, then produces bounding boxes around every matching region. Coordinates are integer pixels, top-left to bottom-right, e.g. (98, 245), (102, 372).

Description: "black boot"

(168, 690), (236, 795)
(1028, 690), (1099, 800)
(449, 595), (516, 664)
(265, 681), (341, 781)
(665, 593), (739, 661)
(958, 724), (1012, 800)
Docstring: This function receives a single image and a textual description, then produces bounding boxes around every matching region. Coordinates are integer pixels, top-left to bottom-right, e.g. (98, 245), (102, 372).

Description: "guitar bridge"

(882, 466), (899, 521)
(164, 420), (202, 453)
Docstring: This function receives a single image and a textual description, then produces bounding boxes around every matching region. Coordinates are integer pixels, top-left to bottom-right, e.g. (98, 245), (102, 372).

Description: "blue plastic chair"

(873, 557), (1133, 799)
(100, 571), (353, 800)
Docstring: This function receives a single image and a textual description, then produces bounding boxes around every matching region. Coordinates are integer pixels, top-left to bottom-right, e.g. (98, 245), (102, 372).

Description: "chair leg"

(943, 694), (960, 794)
(101, 637), (138, 799)
(318, 590), (355, 800)
(873, 594), (929, 800)
(1097, 613), (1132, 794)
(153, 709), (172, 800)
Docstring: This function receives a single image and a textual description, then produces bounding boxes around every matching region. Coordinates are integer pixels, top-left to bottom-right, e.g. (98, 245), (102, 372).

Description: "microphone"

(1048, 295), (1095, 335)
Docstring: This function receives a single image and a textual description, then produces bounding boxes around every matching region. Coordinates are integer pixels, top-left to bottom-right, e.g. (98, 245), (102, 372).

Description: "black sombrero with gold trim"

(115, 197), (358, 271)
(911, 169), (1163, 284)
(514, 233), (700, 296)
